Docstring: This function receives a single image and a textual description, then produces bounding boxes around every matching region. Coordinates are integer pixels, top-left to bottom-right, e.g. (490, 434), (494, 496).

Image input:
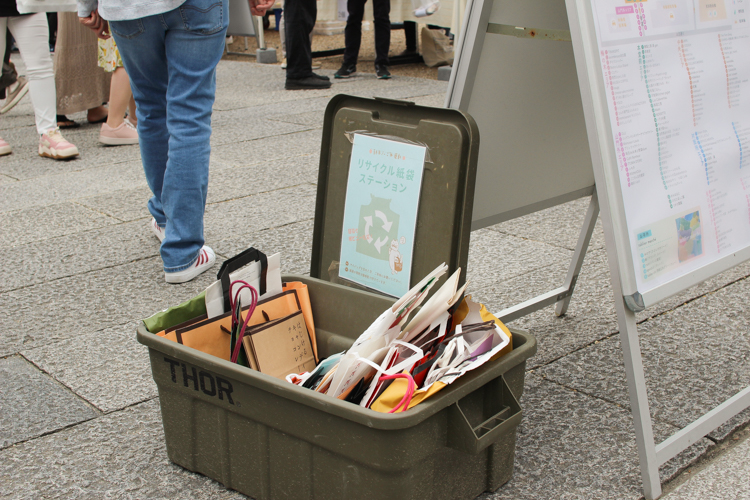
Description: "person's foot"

(165, 246), (216, 284)
(285, 76), (332, 90)
(39, 128), (79, 160)
(0, 77), (29, 114)
(99, 120), (139, 145)
(56, 114), (79, 129)
(150, 218), (165, 242)
(0, 136), (11, 156)
(375, 64), (391, 79)
(281, 57), (287, 69)
(334, 63), (356, 78)
(87, 106), (108, 124)
(313, 72), (330, 81)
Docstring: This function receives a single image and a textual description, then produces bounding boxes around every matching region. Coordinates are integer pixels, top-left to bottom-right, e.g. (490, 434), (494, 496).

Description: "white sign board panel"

(577, 0), (750, 306)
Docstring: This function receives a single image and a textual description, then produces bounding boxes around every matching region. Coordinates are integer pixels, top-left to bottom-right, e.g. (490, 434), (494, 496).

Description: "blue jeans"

(110, 0), (228, 273)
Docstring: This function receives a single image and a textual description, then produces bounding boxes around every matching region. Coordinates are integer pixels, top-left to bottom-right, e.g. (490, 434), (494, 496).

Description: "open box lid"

(311, 95), (479, 296)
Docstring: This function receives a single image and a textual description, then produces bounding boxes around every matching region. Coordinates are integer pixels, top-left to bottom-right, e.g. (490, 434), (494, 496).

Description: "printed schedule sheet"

(592, 0), (750, 293)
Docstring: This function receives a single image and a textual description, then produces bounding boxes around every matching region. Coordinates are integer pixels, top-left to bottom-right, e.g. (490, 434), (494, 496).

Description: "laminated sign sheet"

(339, 134), (427, 297)
(590, 0), (750, 295)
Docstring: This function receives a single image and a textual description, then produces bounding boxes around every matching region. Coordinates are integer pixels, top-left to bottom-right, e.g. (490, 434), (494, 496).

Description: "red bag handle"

(229, 280), (259, 363)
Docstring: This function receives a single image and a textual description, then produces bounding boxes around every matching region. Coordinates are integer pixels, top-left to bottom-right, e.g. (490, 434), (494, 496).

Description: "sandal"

(56, 114), (79, 129)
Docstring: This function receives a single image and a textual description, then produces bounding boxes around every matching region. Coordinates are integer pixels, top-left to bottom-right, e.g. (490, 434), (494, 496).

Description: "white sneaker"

(165, 246), (216, 284)
(150, 218), (165, 242)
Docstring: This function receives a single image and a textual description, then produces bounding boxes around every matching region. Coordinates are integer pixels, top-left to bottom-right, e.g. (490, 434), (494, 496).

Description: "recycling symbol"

(356, 195), (400, 261)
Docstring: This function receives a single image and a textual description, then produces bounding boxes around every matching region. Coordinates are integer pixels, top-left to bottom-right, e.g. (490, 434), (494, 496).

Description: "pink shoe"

(39, 128), (79, 160)
(0, 136), (11, 156)
(99, 120), (139, 145)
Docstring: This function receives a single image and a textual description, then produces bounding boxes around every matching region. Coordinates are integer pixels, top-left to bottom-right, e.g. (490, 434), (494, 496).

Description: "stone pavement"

(1, 57), (749, 499)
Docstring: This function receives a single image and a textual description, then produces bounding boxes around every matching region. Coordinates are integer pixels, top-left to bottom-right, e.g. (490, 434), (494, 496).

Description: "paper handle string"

(229, 280), (259, 364)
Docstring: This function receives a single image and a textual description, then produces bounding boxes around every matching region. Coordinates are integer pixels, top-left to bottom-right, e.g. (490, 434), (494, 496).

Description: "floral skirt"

(97, 37), (123, 72)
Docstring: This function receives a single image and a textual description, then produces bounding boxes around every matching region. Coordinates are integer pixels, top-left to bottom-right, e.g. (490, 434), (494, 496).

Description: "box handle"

(374, 97), (416, 107)
(447, 375), (523, 454)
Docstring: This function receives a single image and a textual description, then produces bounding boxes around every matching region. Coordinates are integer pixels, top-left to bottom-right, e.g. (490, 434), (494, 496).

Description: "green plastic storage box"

(137, 96), (537, 500)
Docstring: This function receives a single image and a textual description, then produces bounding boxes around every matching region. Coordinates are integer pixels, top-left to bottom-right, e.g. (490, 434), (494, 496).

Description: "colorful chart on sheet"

(591, 0), (750, 293)
(339, 134), (426, 297)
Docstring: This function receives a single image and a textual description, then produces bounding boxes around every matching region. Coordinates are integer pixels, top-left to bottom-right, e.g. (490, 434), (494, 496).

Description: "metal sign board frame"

(565, 0), (750, 497)
(446, 0), (750, 497)
(445, 0), (599, 321)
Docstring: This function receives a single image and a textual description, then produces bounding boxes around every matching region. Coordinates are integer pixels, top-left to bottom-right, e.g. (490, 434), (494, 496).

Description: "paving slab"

(204, 183), (317, 245)
(76, 185), (157, 222)
(0, 399), (245, 500)
(484, 374), (712, 500)
(210, 114), (311, 146)
(0, 355), (98, 449)
(489, 196), (606, 252)
(210, 129), (322, 167)
(0, 257), (217, 357)
(214, 219), (315, 277)
(466, 228), (574, 286)
(411, 93), (449, 107)
(206, 156), (318, 204)
(0, 124), (142, 180)
(0, 159), (146, 213)
(0, 201), (119, 249)
(537, 276), (750, 437)
(270, 109), (326, 127)
(663, 432), (750, 500)
(21, 321), (157, 413)
(2, 220), (160, 293)
(469, 248), (619, 368)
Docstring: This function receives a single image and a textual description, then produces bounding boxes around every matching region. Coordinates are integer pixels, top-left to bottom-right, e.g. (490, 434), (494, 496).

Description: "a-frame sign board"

(446, 0), (750, 497)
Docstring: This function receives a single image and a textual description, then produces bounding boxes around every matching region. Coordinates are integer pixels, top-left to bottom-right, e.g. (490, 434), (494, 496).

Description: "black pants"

(0, 30), (16, 99)
(284, 0), (317, 79)
(343, 0), (390, 67)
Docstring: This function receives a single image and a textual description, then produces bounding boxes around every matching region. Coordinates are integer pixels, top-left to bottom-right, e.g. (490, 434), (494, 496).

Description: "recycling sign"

(356, 196), (400, 260)
(339, 134), (426, 297)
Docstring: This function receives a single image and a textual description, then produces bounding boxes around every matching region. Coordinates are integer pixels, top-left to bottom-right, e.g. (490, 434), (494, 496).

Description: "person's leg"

(99, 65), (137, 145)
(279, 10), (285, 59)
(372, 0), (390, 67)
(284, 0), (316, 80)
(0, 17), (10, 153)
(343, 0), (366, 66)
(114, 0), (227, 273)
(0, 28), (16, 97)
(158, 0), (227, 272)
(8, 14), (56, 134)
(403, 20), (417, 53)
(110, 16), (169, 231)
(127, 94), (136, 125)
(106, 67), (131, 128)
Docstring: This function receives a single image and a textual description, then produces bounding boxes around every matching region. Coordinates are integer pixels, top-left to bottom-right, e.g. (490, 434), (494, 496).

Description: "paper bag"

(205, 249), (282, 318)
(282, 281), (318, 361)
(242, 310), (317, 380)
(159, 289), (304, 361)
(421, 27), (454, 67)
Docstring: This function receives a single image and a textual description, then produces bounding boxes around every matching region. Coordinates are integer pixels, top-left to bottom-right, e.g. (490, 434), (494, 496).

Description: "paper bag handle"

(447, 375), (522, 454)
(217, 247), (267, 312)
